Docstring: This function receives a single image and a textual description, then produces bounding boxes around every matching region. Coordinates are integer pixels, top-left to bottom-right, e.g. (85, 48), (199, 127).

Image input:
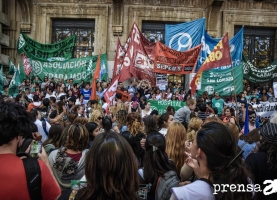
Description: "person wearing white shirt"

(32, 110), (51, 142)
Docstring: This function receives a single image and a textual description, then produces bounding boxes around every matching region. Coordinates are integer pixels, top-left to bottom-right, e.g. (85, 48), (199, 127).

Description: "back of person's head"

(0, 101), (32, 146)
(63, 124), (89, 151)
(196, 122), (251, 200)
(33, 95), (39, 102)
(42, 98), (50, 107)
(49, 96), (56, 103)
(85, 122), (99, 141)
(15, 94), (22, 102)
(80, 132), (139, 200)
(240, 128), (260, 144)
(258, 123), (277, 170)
(43, 124), (63, 147)
(199, 103), (206, 112)
(102, 116), (112, 132)
(126, 112), (143, 136)
(144, 131), (176, 185)
(116, 110), (127, 130)
(144, 115), (158, 135)
(166, 106), (175, 115)
(29, 108), (39, 122)
(166, 122), (187, 173)
(60, 95), (66, 102)
(187, 117), (203, 142)
(212, 107), (218, 114)
(225, 122), (240, 143)
(73, 117), (88, 126)
(115, 93), (122, 100)
(158, 112), (171, 129)
(203, 116), (224, 125)
(186, 99), (196, 106)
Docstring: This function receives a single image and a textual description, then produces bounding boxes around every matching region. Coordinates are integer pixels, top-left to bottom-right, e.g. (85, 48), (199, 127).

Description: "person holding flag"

(190, 33), (232, 95)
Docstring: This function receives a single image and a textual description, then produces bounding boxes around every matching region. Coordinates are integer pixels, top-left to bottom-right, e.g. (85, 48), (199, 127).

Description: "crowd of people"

(0, 75), (277, 200)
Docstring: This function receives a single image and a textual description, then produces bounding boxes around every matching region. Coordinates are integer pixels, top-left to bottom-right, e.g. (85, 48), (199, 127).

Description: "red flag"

(104, 76), (119, 105)
(119, 22), (156, 85)
(22, 53), (32, 76)
(190, 33), (232, 95)
(90, 53), (101, 100)
(113, 38), (126, 78)
(154, 42), (201, 74)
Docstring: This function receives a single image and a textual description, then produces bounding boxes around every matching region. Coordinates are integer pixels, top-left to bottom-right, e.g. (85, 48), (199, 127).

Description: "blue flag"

(99, 60), (107, 82)
(244, 103), (249, 135)
(165, 18), (205, 52)
(196, 27), (244, 71)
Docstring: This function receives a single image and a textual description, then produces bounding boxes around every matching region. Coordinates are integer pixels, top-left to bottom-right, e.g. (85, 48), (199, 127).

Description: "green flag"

(19, 63), (27, 82)
(8, 65), (21, 96)
(17, 32), (76, 62)
(8, 60), (16, 75)
(0, 65), (3, 94)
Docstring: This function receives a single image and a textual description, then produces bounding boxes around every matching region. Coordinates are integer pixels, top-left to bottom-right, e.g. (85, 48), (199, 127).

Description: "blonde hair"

(88, 110), (103, 125)
(187, 117), (202, 142)
(126, 112), (144, 136)
(109, 105), (117, 117)
(225, 122), (239, 143)
(94, 103), (103, 112)
(116, 102), (126, 112)
(166, 122), (187, 174)
(73, 117), (88, 126)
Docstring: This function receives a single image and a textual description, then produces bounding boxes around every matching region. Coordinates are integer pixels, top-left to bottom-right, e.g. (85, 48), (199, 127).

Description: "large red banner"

(112, 38), (126, 79)
(190, 33), (232, 94)
(154, 41), (201, 75)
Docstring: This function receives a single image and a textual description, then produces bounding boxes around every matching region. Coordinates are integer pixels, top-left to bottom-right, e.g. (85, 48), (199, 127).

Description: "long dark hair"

(79, 132), (139, 200)
(144, 115), (158, 135)
(143, 131), (176, 189)
(158, 112), (171, 129)
(197, 122), (252, 200)
(258, 138), (277, 170)
(240, 128), (260, 144)
(85, 122), (99, 141)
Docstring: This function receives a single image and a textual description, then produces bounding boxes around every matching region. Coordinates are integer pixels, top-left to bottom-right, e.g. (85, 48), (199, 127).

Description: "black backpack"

(17, 152), (42, 200)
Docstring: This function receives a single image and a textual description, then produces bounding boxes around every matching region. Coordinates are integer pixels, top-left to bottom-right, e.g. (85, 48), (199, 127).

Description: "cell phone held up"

(30, 141), (42, 158)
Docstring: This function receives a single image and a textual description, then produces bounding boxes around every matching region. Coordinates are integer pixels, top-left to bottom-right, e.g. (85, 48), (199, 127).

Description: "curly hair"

(187, 117), (202, 142)
(258, 138), (277, 170)
(0, 101), (32, 145)
(109, 105), (117, 118)
(88, 110), (103, 125)
(126, 112), (144, 136)
(116, 110), (127, 131)
(63, 124), (89, 151)
(166, 122), (187, 174)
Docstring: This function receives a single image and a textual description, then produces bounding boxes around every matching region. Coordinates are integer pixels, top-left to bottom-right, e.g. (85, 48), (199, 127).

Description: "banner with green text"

(149, 100), (186, 115)
(17, 32), (76, 62)
(197, 63), (243, 96)
(29, 54), (108, 84)
(243, 54), (277, 83)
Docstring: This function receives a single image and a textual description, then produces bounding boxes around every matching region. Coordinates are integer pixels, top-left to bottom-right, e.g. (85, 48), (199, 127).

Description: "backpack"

(155, 171), (180, 200)
(41, 117), (48, 136)
(17, 152), (42, 200)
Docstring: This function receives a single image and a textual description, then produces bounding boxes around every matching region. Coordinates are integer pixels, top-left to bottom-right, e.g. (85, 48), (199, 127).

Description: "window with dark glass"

(52, 19), (95, 58)
(142, 21), (184, 85)
(235, 26), (276, 68)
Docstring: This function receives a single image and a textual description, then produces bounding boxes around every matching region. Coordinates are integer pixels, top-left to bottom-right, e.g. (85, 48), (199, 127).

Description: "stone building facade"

(1, 0), (277, 86)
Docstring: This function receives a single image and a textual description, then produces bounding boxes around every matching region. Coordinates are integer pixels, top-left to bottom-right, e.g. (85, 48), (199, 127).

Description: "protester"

(158, 112), (174, 136)
(174, 99), (196, 129)
(211, 92), (224, 117)
(0, 101), (61, 199)
(222, 106), (236, 124)
(171, 122), (252, 200)
(245, 123), (277, 200)
(43, 124), (64, 155)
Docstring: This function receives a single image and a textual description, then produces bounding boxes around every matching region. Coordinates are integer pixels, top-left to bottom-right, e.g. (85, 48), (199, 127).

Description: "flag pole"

(230, 49), (239, 122)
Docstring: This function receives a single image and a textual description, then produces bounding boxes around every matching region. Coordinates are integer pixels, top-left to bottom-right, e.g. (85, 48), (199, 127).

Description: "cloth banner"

(29, 54), (108, 84)
(273, 82), (277, 99)
(243, 54), (277, 83)
(156, 73), (168, 91)
(119, 22), (156, 85)
(256, 103), (277, 120)
(104, 76), (119, 105)
(154, 41), (201, 74)
(197, 63), (243, 96)
(113, 38), (126, 78)
(197, 27), (244, 71)
(165, 18), (205, 51)
(17, 32), (76, 62)
(8, 60), (16, 75)
(190, 33), (232, 95)
(149, 100), (186, 115)
(8, 61), (21, 96)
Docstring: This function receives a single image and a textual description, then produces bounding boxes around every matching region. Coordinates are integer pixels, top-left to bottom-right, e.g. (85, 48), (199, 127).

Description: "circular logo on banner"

(32, 60), (43, 75)
(230, 44), (235, 53)
(205, 86), (214, 95)
(18, 34), (25, 50)
(169, 32), (192, 51)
